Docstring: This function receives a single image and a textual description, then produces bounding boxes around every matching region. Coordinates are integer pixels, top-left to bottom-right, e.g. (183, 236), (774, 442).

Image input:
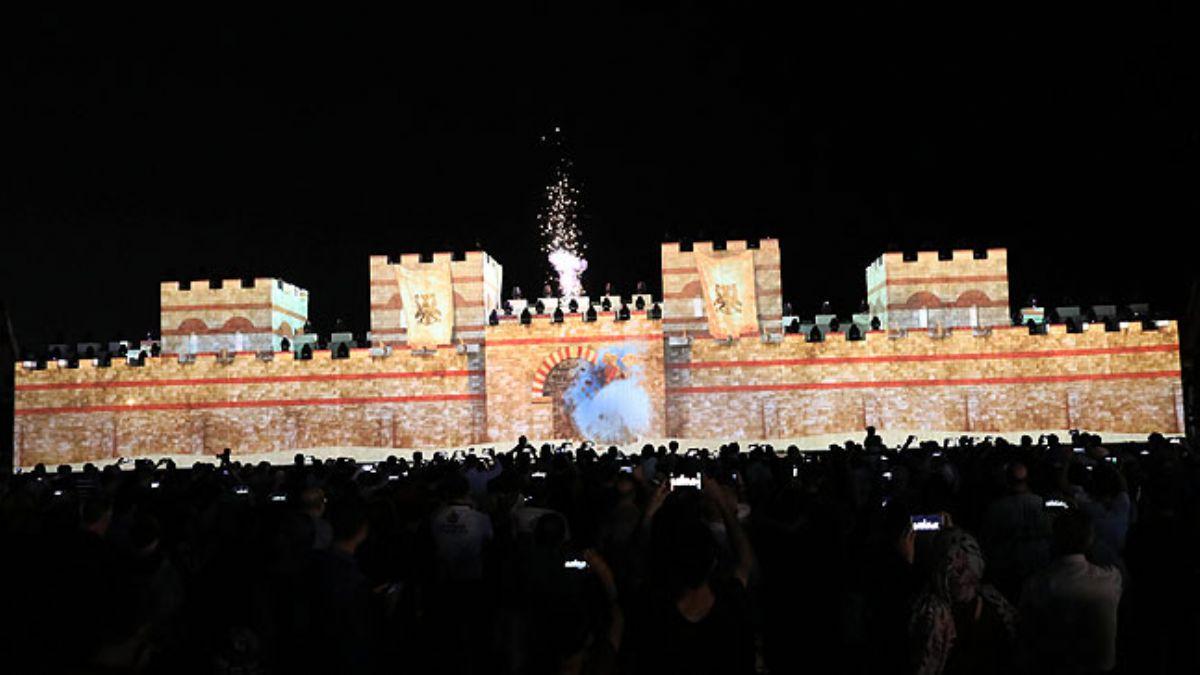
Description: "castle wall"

(661, 239), (783, 339)
(867, 249), (1010, 330)
(666, 322), (1182, 439)
(14, 347), (485, 466)
(368, 251), (500, 347)
(483, 312), (667, 443)
(160, 278), (308, 354)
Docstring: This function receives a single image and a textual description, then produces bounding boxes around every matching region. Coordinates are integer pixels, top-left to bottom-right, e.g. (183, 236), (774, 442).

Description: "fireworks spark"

(538, 127), (588, 298)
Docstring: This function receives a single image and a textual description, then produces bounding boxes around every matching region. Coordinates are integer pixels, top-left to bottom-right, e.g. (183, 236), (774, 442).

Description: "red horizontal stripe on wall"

(16, 369), (481, 392)
(886, 300), (1010, 310)
(486, 333), (663, 347)
(160, 327), (276, 336)
(886, 274), (1008, 286)
(667, 370), (1181, 395)
(369, 276), (485, 285)
(667, 343), (1178, 369)
(162, 303), (307, 323)
(15, 392), (487, 417)
(161, 302), (273, 311)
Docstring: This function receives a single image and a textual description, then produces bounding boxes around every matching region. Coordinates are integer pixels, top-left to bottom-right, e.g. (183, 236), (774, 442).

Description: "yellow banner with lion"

(394, 261), (455, 347)
(695, 250), (759, 339)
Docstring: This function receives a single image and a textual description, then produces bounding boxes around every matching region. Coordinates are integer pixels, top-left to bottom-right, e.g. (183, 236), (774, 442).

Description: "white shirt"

(430, 503), (493, 581)
(1020, 554), (1123, 672)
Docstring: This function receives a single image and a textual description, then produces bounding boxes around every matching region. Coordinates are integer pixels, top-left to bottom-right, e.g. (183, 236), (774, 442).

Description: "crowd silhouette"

(0, 429), (1196, 674)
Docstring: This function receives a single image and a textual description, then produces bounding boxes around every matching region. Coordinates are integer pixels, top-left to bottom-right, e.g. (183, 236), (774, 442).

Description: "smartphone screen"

(1044, 499), (1068, 509)
(564, 559), (589, 570)
(911, 514), (943, 532)
(620, 466), (633, 474)
(669, 474), (701, 491)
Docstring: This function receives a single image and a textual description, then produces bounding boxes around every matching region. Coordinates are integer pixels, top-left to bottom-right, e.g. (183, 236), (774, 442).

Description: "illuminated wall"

(665, 322), (1183, 439)
(867, 249), (1010, 331)
(10, 243), (1186, 468)
(368, 251), (501, 348)
(159, 278), (308, 355)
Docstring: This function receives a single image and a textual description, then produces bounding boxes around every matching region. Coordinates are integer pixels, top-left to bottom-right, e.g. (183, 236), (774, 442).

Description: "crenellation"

(12, 240), (1183, 468)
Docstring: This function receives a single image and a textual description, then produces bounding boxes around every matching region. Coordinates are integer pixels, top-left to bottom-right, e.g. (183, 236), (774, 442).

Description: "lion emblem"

(713, 283), (742, 314)
(414, 293), (442, 325)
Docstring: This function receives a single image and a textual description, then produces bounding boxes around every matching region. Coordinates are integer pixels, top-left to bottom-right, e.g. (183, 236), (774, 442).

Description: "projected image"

(552, 344), (651, 445)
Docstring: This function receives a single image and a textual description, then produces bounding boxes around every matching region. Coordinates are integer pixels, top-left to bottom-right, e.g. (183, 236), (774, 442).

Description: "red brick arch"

(221, 316), (256, 332)
(952, 290), (993, 307)
(531, 346), (599, 398)
(176, 318), (208, 333)
(904, 291), (943, 309)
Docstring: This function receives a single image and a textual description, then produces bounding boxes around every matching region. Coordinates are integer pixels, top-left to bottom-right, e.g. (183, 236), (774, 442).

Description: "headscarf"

(909, 528), (1017, 675)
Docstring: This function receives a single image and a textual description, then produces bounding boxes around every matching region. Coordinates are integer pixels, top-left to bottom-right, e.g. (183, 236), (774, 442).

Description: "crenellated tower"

(368, 251), (503, 347)
(660, 239), (783, 339)
(159, 278), (308, 355)
(865, 249), (1010, 331)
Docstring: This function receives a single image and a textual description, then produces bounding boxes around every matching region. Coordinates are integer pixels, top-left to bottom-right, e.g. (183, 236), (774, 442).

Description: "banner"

(394, 261), (455, 347)
(695, 250), (759, 339)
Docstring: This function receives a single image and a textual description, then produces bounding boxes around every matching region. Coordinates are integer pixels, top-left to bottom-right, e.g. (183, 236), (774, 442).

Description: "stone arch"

(276, 321), (295, 337)
(904, 291), (943, 309)
(679, 279), (702, 297)
(531, 345), (599, 398)
(177, 318), (208, 333)
(952, 290), (992, 307)
(382, 293), (404, 309)
(542, 359), (590, 439)
(221, 316), (257, 332)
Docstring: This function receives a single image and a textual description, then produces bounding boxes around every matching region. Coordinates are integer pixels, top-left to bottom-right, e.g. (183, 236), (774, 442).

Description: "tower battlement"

(661, 238), (782, 339)
(866, 248), (1010, 332)
(160, 277), (308, 356)
(368, 251), (504, 347)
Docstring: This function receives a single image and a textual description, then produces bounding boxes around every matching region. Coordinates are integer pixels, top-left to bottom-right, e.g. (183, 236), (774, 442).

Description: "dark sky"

(3, 4), (1197, 351)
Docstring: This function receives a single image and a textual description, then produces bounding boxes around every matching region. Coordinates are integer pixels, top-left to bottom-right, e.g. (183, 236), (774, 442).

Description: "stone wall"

(483, 312), (667, 443)
(866, 249), (1010, 330)
(11, 320), (1183, 467)
(14, 347), (485, 466)
(160, 278), (308, 355)
(666, 322), (1182, 439)
(661, 239), (783, 339)
(368, 251), (501, 347)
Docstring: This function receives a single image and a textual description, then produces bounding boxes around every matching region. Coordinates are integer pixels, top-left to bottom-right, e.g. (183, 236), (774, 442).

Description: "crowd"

(0, 429), (1197, 674)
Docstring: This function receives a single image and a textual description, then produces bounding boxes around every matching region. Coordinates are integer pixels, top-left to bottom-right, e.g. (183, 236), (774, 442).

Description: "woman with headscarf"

(909, 528), (1017, 675)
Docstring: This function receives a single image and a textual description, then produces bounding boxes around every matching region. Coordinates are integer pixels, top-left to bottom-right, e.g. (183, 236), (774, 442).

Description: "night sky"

(3, 5), (1197, 352)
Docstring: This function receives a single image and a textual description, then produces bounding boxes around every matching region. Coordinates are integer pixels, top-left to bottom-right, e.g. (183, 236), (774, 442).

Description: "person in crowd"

(306, 499), (373, 674)
(1019, 509), (1123, 674)
(634, 478), (755, 675)
(981, 461), (1052, 600)
(909, 528), (1018, 675)
(300, 485), (333, 549)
